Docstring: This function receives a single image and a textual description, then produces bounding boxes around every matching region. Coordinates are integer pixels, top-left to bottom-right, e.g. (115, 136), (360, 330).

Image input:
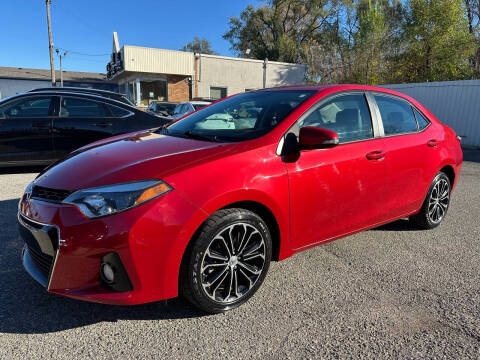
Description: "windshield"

(157, 103), (177, 114)
(165, 90), (315, 142)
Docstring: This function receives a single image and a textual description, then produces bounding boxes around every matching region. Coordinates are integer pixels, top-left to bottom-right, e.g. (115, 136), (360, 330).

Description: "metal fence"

(383, 80), (480, 148)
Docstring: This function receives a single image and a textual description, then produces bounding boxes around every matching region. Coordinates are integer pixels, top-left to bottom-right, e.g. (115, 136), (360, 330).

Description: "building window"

(140, 80), (167, 106)
(210, 87), (227, 100)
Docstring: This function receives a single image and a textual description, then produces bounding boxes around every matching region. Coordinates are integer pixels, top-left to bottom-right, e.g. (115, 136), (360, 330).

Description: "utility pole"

(56, 49), (67, 87)
(45, 0), (55, 86)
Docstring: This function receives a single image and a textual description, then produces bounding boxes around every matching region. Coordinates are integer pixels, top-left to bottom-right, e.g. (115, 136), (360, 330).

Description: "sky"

(0, 0), (254, 74)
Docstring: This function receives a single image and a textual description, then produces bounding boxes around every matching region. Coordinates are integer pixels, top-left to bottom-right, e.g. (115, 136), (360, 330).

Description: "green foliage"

(224, 0), (478, 84)
(181, 37), (218, 55)
(393, 0), (475, 82)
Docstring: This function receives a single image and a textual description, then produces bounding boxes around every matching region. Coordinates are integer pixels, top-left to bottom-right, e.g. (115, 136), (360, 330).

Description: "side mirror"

(299, 126), (339, 149)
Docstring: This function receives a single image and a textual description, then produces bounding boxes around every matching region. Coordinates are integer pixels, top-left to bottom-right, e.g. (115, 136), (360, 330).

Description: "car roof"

(189, 101), (211, 105)
(7, 90), (137, 109)
(256, 84), (418, 103)
(29, 86), (121, 96)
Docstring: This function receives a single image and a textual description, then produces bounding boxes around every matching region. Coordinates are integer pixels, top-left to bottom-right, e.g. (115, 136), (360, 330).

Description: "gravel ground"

(0, 157), (479, 360)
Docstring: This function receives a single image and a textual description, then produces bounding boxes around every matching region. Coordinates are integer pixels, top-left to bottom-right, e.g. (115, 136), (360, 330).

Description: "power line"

(55, 46), (110, 57)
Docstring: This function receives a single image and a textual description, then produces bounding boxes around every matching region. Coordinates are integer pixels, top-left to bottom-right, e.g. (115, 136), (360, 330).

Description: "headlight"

(63, 180), (172, 218)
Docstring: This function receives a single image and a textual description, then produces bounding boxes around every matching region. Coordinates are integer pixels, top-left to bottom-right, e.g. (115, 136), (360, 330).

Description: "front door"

(286, 93), (386, 249)
(0, 95), (55, 165)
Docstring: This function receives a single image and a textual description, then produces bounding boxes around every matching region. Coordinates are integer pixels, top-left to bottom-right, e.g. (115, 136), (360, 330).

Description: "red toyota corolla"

(18, 85), (462, 313)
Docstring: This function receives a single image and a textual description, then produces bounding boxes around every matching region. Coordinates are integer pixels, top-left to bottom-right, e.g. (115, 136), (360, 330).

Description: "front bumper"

(18, 190), (207, 305)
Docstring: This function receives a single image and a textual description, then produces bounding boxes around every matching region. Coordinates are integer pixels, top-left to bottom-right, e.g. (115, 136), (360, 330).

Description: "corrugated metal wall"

(384, 80), (480, 148)
(123, 46), (194, 76)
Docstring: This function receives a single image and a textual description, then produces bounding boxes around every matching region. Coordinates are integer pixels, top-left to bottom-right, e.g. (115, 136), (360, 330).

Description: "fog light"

(101, 262), (115, 283)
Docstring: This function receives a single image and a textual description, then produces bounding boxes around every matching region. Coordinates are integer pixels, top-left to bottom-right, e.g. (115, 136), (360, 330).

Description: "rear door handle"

(94, 122), (113, 128)
(427, 139), (439, 147)
(366, 150), (386, 160)
(32, 122), (50, 129)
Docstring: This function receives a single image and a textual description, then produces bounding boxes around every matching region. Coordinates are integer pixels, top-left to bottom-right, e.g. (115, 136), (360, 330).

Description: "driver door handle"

(366, 150), (386, 160)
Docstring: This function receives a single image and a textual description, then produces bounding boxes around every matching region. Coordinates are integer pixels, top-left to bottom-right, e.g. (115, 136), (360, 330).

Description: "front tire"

(410, 171), (451, 229)
(180, 208), (272, 313)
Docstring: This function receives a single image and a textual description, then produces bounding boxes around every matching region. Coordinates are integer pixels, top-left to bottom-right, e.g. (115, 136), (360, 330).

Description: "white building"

(106, 33), (307, 106)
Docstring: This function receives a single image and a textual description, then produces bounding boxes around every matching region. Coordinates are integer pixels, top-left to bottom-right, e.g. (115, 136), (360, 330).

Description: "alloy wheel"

(428, 178), (450, 224)
(200, 222), (266, 304)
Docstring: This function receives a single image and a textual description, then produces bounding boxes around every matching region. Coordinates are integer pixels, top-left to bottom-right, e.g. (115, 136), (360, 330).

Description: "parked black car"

(29, 87), (134, 106)
(146, 101), (178, 118)
(0, 91), (169, 167)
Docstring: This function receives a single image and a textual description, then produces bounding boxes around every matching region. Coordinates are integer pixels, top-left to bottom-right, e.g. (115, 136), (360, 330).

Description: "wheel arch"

(221, 200), (281, 262)
(439, 164), (455, 186)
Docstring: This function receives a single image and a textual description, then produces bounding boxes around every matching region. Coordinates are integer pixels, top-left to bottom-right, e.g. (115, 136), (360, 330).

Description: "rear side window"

(0, 96), (52, 118)
(108, 104), (132, 118)
(193, 103), (208, 110)
(60, 97), (107, 118)
(374, 95), (418, 135)
(300, 93), (373, 143)
(413, 108), (430, 130)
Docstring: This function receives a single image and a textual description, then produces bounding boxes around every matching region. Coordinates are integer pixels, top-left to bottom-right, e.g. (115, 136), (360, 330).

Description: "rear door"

(53, 96), (117, 157)
(0, 95), (56, 164)
(370, 93), (437, 221)
(286, 92), (386, 249)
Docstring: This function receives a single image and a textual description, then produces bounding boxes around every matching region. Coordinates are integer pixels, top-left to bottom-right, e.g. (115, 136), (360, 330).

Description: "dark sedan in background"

(29, 87), (135, 106)
(0, 90), (168, 167)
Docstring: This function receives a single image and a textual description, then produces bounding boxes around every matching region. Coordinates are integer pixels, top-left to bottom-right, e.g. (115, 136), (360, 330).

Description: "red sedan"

(18, 85), (463, 313)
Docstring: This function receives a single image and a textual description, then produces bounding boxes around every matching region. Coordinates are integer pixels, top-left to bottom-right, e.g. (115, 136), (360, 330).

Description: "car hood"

(35, 130), (236, 191)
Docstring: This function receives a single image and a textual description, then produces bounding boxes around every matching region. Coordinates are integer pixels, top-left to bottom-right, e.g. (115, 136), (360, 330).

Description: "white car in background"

(172, 101), (211, 120)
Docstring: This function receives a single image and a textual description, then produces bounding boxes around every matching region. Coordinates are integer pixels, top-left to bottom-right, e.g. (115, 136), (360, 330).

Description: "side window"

(181, 104), (190, 114)
(413, 108), (430, 130)
(0, 97), (52, 118)
(108, 104), (132, 118)
(174, 104), (184, 114)
(299, 93), (373, 143)
(374, 95), (418, 135)
(60, 97), (108, 118)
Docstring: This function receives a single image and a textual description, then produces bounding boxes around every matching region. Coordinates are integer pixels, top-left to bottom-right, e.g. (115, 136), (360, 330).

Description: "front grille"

(31, 185), (72, 202)
(26, 245), (53, 277)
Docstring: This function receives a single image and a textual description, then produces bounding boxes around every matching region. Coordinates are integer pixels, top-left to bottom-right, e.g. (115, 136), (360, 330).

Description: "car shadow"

(372, 218), (419, 232)
(0, 198), (207, 335)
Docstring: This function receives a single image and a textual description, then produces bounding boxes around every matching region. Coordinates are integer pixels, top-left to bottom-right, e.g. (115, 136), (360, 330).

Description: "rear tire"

(410, 172), (451, 229)
(180, 208), (272, 313)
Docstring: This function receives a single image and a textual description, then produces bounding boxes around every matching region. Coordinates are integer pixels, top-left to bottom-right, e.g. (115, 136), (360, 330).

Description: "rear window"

(60, 97), (107, 118)
(193, 104), (208, 110)
(413, 108), (430, 130)
(374, 95), (418, 135)
(108, 104), (132, 117)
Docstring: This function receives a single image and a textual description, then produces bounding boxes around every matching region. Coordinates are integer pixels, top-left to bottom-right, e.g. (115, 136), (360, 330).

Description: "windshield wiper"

(181, 130), (220, 142)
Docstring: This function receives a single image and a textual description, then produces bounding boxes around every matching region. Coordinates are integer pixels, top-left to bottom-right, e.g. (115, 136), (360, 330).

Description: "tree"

(392, 0), (475, 82)
(225, 0), (478, 84)
(223, 0), (343, 63)
(181, 37), (218, 55)
(464, 0), (480, 74)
